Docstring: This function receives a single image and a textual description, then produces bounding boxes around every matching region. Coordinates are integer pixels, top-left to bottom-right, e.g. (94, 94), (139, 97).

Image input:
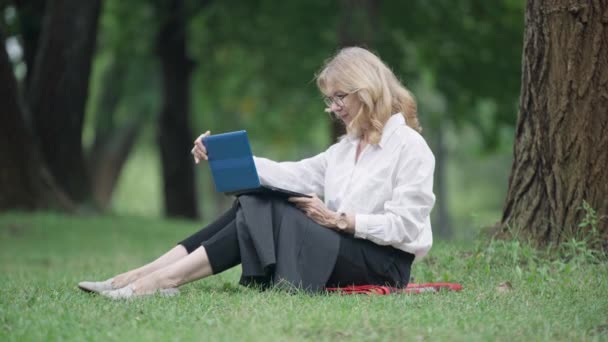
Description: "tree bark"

(27, 0), (101, 204)
(501, 0), (608, 245)
(434, 121), (452, 238)
(13, 0), (46, 87)
(87, 56), (143, 210)
(333, 0), (379, 142)
(0, 30), (72, 211)
(89, 117), (142, 210)
(156, 0), (199, 219)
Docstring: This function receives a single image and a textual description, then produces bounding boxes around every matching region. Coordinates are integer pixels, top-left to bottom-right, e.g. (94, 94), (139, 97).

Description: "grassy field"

(1, 212), (607, 341)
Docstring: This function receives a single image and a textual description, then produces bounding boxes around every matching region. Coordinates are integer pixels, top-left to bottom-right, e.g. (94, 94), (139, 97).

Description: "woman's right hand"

(191, 131), (211, 164)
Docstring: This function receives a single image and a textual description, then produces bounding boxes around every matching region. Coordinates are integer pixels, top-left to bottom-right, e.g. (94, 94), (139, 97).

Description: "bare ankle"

(153, 270), (180, 289)
(113, 272), (140, 288)
(132, 275), (164, 294)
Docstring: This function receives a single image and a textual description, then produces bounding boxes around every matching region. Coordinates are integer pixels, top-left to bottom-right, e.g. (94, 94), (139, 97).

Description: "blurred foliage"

(3, 0), (524, 153)
(188, 0), (338, 158)
(87, 0), (525, 231)
(381, 0), (524, 149)
(85, 0), (524, 154)
(2, 0), (525, 233)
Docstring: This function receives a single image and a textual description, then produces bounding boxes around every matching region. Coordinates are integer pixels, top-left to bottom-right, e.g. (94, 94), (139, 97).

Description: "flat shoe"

(101, 284), (180, 300)
(78, 278), (116, 293)
(159, 288), (180, 297)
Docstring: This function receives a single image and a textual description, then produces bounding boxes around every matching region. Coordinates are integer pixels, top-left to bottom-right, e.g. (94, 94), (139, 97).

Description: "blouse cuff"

(354, 214), (373, 239)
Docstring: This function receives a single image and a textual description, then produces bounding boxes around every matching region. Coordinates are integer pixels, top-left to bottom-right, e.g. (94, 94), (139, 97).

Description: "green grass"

(1, 212), (607, 341)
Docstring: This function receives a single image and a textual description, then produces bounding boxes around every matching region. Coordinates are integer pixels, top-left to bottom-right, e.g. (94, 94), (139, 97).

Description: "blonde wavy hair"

(316, 47), (421, 144)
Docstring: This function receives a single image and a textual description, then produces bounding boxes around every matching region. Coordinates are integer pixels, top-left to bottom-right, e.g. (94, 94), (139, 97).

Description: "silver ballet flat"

(78, 278), (117, 293)
(101, 284), (180, 300)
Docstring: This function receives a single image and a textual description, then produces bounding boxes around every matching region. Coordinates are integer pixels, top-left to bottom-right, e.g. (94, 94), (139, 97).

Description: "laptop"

(202, 130), (312, 199)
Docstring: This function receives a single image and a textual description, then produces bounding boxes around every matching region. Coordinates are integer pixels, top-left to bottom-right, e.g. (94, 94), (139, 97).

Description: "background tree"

(12, 0), (44, 87)
(87, 55), (143, 210)
(0, 30), (71, 210)
(86, 0), (158, 210)
(501, 0), (608, 245)
(27, 0), (102, 203)
(155, 0), (203, 219)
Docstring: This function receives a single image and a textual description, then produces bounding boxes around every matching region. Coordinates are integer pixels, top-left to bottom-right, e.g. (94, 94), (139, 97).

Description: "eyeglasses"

(323, 93), (350, 108)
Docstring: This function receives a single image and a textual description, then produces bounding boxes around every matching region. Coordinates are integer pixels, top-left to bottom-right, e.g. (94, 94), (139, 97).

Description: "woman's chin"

(339, 115), (351, 124)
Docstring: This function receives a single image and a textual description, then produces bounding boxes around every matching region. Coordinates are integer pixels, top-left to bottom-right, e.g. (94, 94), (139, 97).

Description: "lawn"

(1, 212), (607, 341)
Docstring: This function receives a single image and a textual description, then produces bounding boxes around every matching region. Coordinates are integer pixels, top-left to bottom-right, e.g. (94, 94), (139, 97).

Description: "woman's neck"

(359, 129), (370, 144)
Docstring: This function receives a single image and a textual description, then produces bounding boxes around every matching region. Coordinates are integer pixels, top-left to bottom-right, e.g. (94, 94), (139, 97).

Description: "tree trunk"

(434, 121), (452, 238)
(14, 0), (46, 87)
(156, 0), (199, 219)
(333, 0), (379, 142)
(0, 30), (72, 211)
(88, 56), (143, 210)
(501, 0), (608, 245)
(27, 0), (101, 204)
(89, 117), (143, 210)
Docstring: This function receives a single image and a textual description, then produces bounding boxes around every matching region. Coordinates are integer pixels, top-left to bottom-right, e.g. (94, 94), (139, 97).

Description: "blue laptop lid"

(202, 130), (261, 193)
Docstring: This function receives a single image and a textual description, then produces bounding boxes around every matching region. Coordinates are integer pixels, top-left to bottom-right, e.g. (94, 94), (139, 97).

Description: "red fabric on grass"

(325, 282), (463, 295)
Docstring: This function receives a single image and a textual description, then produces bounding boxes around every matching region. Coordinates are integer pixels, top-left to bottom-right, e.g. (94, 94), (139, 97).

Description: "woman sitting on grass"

(78, 47), (436, 299)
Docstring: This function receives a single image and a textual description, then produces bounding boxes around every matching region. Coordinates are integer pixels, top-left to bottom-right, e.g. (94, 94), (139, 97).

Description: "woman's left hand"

(288, 194), (337, 228)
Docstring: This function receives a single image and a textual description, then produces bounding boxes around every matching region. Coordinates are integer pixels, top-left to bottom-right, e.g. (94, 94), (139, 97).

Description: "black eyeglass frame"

(323, 93), (351, 108)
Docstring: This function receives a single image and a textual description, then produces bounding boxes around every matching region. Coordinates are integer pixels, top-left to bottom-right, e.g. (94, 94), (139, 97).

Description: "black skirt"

(235, 194), (340, 292)
(235, 195), (414, 292)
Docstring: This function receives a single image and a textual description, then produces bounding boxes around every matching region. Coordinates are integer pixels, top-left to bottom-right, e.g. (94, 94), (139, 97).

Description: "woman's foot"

(78, 278), (117, 293)
(100, 284), (180, 300)
(78, 270), (144, 293)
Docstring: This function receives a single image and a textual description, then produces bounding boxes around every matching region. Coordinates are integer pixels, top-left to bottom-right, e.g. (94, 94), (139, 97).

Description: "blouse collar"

(345, 113), (405, 148)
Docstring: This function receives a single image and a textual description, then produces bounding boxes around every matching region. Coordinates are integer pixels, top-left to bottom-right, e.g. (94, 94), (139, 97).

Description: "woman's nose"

(330, 102), (342, 112)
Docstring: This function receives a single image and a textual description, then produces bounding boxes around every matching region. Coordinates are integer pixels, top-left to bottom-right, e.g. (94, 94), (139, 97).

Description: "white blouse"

(253, 114), (435, 257)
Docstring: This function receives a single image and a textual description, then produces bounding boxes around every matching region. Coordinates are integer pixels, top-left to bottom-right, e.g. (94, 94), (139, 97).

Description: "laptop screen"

(202, 130), (262, 193)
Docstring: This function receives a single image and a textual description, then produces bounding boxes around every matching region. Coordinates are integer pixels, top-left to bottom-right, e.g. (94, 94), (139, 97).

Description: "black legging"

(178, 202), (241, 274)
